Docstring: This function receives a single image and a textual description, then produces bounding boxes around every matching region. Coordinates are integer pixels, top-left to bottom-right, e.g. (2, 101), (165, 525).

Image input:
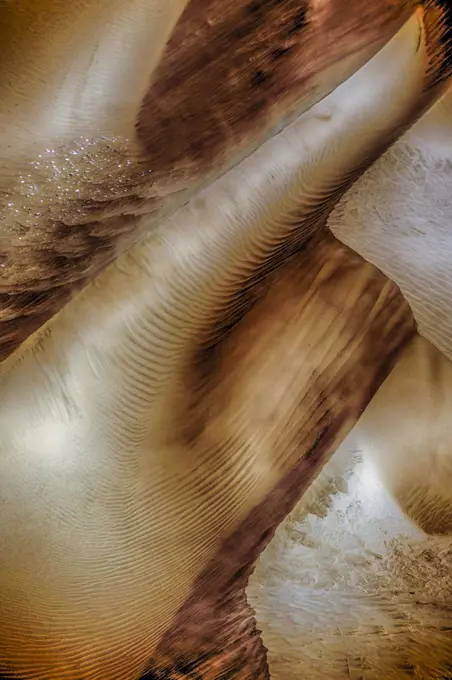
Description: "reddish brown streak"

(138, 0), (413, 181)
(141, 233), (415, 679)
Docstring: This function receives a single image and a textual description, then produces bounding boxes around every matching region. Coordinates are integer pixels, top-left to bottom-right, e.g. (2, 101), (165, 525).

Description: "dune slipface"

(0, 2), (452, 680)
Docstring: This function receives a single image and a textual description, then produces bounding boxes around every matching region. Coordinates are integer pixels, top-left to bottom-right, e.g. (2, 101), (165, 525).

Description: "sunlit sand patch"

(330, 87), (452, 361)
(249, 436), (452, 679)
